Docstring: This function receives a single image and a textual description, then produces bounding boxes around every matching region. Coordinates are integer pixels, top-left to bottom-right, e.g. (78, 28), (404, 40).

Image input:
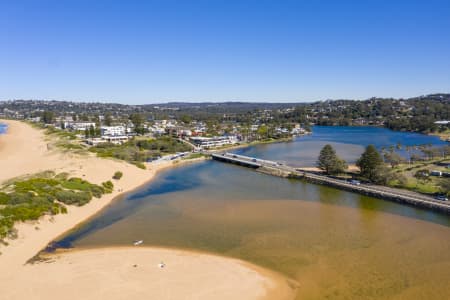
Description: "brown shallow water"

(57, 160), (450, 300)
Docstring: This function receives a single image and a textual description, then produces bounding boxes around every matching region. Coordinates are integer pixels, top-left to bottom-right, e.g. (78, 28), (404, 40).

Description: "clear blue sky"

(1, 0), (449, 104)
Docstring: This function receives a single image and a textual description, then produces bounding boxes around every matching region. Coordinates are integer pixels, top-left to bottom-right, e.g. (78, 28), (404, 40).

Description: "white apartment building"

(190, 136), (239, 149)
(101, 125), (126, 136)
(68, 122), (96, 131)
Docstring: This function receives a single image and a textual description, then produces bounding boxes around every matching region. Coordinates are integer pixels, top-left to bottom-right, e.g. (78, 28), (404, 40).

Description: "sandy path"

(0, 120), (294, 300)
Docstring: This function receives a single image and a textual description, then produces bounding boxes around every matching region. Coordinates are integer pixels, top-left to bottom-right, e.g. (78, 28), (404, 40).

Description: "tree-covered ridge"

(0, 171), (113, 241)
(1, 94), (449, 134)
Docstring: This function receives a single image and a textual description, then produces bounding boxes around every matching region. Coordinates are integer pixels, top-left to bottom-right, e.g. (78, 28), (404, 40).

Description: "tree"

(384, 151), (405, 168)
(439, 178), (450, 197)
(80, 114), (89, 121)
(42, 111), (54, 124)
(414, 169), (430, 182)
(89, 125), (95, 138)
(356, 145), (385, 183)
(257, 125), (268, 140)
(130, 113), (144, 135)
(180, 114), (192, 124)
(441, 145), (450, 158)
(104, 113), (113, 126)
(317, 144), (348, 175)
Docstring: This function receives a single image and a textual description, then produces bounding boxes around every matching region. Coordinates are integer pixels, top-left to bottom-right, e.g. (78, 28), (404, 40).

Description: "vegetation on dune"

(112, 171), (123, 180)
(0, 172), (113, 241)
(43, 125), (87, 153)
(88, 137), (192, 166)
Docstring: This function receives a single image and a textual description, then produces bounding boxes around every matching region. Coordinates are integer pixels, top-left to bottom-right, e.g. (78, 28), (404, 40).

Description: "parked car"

(435, 195), (449, 201)
(349, 179), (361, 186)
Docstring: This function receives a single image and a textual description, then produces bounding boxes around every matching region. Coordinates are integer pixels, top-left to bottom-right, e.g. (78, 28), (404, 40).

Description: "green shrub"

(61, 177), (92, 191)
(0, 172), (113, 240)
(8, 193), (33, 205)
(0, 193), (10, 205)
(133, 162), (146, 169)
(113, 171), (123, 180)
(102, 181), (114, 193)
(90, 185), (105, 198)
(55, 190), (92, 206)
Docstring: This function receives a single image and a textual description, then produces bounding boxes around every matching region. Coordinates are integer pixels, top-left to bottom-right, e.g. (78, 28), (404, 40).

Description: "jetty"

(211, 152), (450, 215)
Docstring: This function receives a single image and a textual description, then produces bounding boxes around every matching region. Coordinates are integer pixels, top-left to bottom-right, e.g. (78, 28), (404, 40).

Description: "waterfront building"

(190, 136), (238, 149)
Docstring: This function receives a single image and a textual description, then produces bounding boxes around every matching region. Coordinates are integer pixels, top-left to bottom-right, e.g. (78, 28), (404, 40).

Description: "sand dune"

(0, 120), (294, 300)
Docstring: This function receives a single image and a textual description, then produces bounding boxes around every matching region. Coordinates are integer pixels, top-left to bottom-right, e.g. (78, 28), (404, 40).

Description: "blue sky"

(1, 0), (449, 104)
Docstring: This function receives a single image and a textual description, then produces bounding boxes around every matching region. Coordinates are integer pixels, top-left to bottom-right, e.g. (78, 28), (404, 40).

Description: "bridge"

(211, 152), (450, 215)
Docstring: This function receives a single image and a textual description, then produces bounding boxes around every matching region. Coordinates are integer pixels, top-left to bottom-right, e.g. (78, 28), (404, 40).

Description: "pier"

(211, 152), (450, 215)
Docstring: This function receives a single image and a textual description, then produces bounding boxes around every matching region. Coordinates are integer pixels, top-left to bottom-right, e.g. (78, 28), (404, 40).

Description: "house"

(102, 135), (129, 144)
(68, 122), (96, 131)
(101, 125), (126, 136)
(434, 120), (450, 125)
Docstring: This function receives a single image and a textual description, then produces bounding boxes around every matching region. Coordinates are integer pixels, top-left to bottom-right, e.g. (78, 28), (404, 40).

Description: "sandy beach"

(0, 120), (294, 300)
(0, 247), (293, 300)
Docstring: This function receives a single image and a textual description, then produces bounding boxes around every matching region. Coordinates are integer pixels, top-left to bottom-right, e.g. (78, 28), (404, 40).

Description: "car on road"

(349, 179), (361, 186)
(435, 195), (449, 201)
(251, 158), (257, 162)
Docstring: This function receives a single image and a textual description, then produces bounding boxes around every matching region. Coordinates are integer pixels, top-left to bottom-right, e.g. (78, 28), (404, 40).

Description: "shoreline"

(51, 246), (296, 300)
(1, 246), (295, 300)
(0, 119), (209, 264)
(0, 120), (293, 300)
(44, 156), (209, 252)
(206, 136), (296, 153)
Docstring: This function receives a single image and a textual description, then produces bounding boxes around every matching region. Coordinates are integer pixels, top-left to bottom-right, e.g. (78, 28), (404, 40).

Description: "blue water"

(0, 123), (7, 134)
(235, 126), (447, 166)
(301, 126), (446, 148)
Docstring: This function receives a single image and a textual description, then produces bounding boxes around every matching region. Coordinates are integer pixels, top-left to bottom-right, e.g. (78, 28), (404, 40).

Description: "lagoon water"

(0, 123), (7, 135)
(57, 126), (450, 300)
(236, 125), (448, 166)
